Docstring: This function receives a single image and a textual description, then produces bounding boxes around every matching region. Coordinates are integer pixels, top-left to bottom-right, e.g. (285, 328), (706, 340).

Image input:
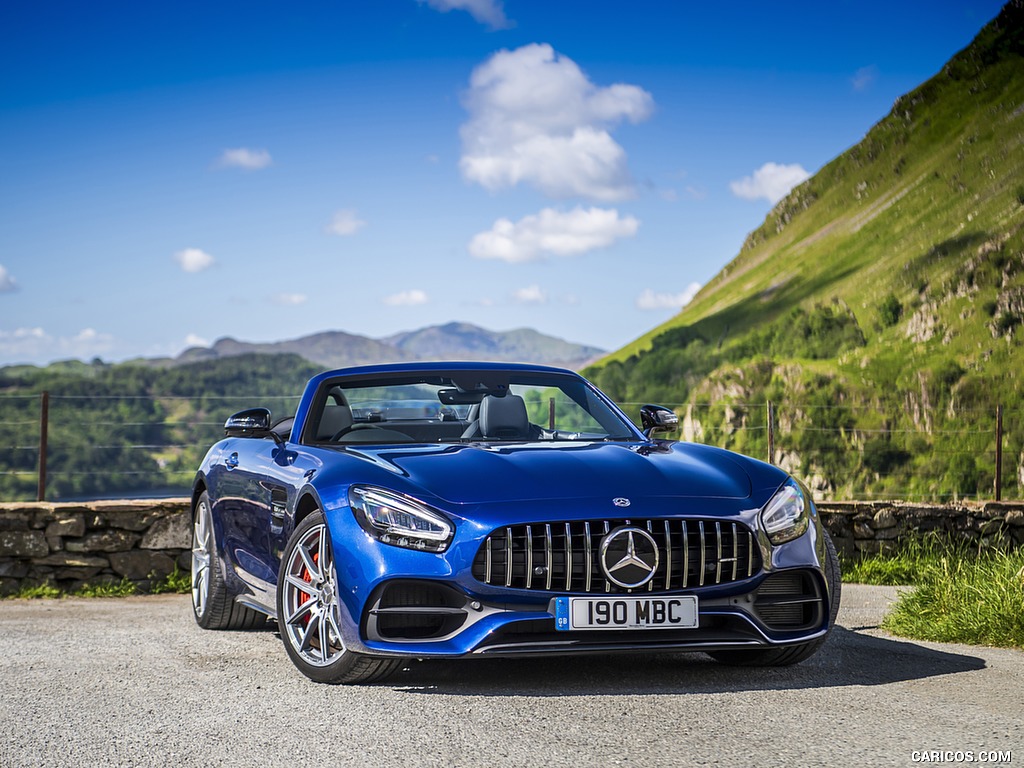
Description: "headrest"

(480, 394), (529, 439)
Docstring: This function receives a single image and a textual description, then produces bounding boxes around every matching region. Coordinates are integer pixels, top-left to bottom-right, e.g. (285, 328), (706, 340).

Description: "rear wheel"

(709, 530), (842, 667)
(191, 491), (269, 630)
(277, 511), (403, 684)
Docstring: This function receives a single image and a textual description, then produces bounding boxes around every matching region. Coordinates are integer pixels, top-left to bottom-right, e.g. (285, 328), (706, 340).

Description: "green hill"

(0, 355), (320, 501)
(587, 1), (1024, 501)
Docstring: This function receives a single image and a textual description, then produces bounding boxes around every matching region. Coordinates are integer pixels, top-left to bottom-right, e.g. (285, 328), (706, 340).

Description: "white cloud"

(0, 265), (17, 293)
(729, 162), (810, 205)
(513, 285), (547, 304)
(174, 248), (215, 273)
(218, 148), (272, 170)
(421, 0), (510, 29)
(0, 326), (115, 364)
(272, 292), (308, 306)
(383, 289), (429, 307)
(636, 282), (702, 310)
(851, 65), (878, 92)
(0, 327), (46, 344)
(469, 206), (639, 263)
(460, 43), (653, 201)
(184, 333), (209, 348)
(326, 209), (367, 236)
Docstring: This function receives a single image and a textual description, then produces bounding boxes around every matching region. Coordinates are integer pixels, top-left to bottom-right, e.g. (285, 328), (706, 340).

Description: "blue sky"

(0, 0), (1008, 365)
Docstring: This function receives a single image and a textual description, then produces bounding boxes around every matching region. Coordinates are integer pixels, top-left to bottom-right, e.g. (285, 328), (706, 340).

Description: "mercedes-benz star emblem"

(599, 526), (659, 589)
(612, 497), (630, 507)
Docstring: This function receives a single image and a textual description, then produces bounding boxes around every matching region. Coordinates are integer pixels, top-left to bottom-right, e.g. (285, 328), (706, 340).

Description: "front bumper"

(351, 567), (828, 658)
(323, 497), (833, 659)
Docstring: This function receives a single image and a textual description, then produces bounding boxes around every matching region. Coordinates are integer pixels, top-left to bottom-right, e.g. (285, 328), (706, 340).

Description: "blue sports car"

(190, 362), (840, 684)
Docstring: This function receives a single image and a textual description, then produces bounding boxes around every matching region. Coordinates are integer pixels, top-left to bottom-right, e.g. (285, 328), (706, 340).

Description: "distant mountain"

(384, 322), (605, 367)
(176, 331), (398, 369)
(586, 1), (1024, 501)
(174, 322), (604, 370)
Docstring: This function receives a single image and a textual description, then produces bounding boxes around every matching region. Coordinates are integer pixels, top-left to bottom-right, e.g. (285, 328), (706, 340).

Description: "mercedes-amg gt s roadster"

(190, 362), (840, 683)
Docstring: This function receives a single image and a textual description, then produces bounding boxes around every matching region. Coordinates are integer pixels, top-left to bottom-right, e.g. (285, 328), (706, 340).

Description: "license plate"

(554, 596), (698, 631)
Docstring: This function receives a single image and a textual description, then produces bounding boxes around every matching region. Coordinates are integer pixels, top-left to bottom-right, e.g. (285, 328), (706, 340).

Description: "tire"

(191, 491), (269, 631)
(709, 530), (842, 667)
(276, 511), (403, 684)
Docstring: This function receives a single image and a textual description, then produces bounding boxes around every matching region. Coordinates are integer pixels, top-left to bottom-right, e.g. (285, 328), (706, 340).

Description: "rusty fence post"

(37, 391), (49, 502)
(767, 400), (775, 465)
(994, 404), (1003, 502)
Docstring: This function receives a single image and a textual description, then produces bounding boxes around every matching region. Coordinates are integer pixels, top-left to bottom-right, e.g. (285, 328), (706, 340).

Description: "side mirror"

(225, 408), (273, 438)
(639, 405), (679, 438)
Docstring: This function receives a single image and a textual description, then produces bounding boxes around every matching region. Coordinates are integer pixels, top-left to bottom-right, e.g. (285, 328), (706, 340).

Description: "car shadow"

(385, 627), (986, 695)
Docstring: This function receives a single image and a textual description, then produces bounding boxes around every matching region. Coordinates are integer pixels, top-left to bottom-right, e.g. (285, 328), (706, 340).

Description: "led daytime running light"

(760, 480), (809, 545)
(350, 486), (453, 552)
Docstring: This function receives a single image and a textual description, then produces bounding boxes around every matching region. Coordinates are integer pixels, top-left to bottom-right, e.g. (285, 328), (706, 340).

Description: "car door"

(224, 435), (320, 609)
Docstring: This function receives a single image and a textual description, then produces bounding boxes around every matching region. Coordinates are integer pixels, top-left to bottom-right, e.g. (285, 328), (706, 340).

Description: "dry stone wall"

(0, 499), (191, 595)
(820, 500), (1024, 558)
(1, 497), (1023, 595)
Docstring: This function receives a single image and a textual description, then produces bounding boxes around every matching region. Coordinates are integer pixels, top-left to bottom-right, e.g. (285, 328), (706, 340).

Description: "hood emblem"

(612, 497), (631, 508)
(600, 527), (659, 589)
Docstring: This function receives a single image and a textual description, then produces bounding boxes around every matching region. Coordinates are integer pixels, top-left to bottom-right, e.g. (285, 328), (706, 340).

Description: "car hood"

(339, 441), (754, 505)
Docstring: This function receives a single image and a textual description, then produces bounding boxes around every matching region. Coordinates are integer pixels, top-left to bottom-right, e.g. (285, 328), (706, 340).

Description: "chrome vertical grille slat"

(681, 522), (689, 589)
(698, 521), (706, 587)
(646, 520), (655, 592)
(603, 521), (610, 593)
(731, 522), (738, 582)
(526, 526), (534, 590)
(584, 521), (592, 592)
(505, 527), (513, 588)
(715, 521), (722, 585)
(472, 518), (761, 594)
(485, 537), (492, 584)
(663, 520), (672, 591)
(564, 523), (572, 592)
(544, 524), (553, 591)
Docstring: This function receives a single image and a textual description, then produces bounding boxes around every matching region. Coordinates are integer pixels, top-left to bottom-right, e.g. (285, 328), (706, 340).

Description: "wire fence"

(0, 393), (1019, 503)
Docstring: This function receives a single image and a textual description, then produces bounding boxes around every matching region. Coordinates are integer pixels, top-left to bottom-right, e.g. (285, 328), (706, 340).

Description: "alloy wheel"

(191, 500), (212, 618)
(281, 522), (346, 667)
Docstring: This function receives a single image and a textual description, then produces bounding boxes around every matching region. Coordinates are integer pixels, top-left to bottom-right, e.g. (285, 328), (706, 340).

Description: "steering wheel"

(331, 424), (379, 441)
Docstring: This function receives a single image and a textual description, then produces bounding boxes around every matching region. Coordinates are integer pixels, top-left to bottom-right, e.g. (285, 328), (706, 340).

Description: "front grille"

(471, 518), (760, 594)
(753, 571), (823, 631)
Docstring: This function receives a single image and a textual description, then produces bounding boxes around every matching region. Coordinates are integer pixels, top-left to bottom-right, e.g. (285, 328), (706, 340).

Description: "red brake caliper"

(297, 546), (319, 627)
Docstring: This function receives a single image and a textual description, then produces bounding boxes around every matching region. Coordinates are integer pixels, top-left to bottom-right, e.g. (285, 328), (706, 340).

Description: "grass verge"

(842, 537), (1024, 649)
(6, 568), (191, 600)
(840, 536), (952, 586)
(881, 549), (1024, 648)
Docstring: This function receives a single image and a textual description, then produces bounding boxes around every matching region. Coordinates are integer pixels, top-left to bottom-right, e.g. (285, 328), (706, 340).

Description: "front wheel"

(277, 511), (403, 684)
(708, 530), (842, 667)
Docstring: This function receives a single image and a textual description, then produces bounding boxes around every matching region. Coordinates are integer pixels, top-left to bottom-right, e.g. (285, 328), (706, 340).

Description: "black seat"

(461, 394), (538, 440)
(316, 405), (353, 441)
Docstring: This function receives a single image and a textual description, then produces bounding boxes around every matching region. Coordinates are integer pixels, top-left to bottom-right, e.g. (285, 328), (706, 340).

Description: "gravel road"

(1, 585), (1020, 767)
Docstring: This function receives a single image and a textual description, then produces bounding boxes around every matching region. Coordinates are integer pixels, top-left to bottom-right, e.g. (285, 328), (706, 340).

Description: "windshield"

(305, 370), (639, 445)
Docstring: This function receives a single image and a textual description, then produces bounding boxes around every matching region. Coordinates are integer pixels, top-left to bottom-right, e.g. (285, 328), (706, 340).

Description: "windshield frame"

(298, 367), (645, 446)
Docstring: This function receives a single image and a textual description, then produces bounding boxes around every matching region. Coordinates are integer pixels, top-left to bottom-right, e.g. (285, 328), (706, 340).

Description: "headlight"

(349, 486), (453, 553)
(760, 479), (809, 545)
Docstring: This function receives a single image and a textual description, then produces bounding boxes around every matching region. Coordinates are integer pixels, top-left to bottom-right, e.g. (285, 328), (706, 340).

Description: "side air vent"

(753, 570), (824, 631)
(365, 581), (468, 641)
